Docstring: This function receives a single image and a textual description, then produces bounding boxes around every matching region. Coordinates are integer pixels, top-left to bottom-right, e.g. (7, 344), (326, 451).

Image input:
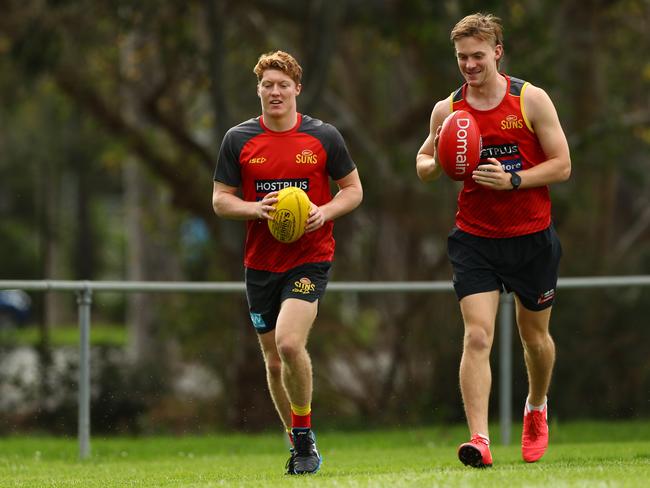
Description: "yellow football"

(268, 187), (311, 243)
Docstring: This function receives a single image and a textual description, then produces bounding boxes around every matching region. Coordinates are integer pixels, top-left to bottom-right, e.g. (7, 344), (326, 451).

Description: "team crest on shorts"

(537, 289), (555, 305)
(250, 312), (267, 330)
(292, 277), (316, 295)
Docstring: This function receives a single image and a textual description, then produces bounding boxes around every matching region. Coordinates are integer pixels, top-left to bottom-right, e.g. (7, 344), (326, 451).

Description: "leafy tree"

(1, 0), (648, 429)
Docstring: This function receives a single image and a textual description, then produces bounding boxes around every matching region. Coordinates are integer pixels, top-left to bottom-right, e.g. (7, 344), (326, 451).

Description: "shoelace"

(294, 433), (315, 456)
(526, 411), (547, 438)
(470, 434), (489, 446)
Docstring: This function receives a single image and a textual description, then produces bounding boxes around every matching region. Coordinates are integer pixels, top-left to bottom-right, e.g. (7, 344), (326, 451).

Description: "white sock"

(526, 396), (547, 412)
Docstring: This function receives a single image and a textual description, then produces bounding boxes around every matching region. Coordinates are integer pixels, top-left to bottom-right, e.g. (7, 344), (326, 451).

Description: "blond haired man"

(417, 14), (571, 467)
(213, 51), (362, 474)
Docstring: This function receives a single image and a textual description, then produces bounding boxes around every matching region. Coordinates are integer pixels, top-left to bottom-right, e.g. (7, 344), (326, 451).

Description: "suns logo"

(501, 114), (524, 130)
(295, 149), (318, 164)
(249, 157), (266, 164)
(292, 277), (316, 294)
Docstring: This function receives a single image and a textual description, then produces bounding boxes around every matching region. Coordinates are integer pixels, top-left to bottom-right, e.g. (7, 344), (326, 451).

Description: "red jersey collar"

(259, 113), (302, 135)
(461, 73), (510, 114)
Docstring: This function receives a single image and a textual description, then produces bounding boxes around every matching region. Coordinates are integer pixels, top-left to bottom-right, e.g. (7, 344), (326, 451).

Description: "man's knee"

(276, 336), (305, 363)
(463, 326), (493, 353)
(521, 332), (554, 354)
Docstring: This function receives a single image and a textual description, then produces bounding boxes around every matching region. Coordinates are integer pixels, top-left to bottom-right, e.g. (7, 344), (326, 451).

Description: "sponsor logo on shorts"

(537, 289), (555, 305)
(255, 179), (309, 193)
(292, 277), (316, 295)
(295, 149), (318, 164)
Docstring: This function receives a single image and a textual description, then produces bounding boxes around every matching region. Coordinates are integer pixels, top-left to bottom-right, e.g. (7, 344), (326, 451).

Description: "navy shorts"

(245, 261), (331, 334)
(447, 225), (562, 311)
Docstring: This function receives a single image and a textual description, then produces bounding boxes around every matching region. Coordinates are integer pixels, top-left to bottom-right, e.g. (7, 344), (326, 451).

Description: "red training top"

(450, 74), (551, 238)
(214, 114), (356, 272)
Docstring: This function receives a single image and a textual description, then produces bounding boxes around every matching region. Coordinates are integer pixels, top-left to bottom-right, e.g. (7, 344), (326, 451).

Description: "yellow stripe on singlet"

(520, 82), (534, 132)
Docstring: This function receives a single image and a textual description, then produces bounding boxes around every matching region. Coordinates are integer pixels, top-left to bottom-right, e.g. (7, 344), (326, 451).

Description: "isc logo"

(296, 149), (318, 164)
(249, 157), (266, 164)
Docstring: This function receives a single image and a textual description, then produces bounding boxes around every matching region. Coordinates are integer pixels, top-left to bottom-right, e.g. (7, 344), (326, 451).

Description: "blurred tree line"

(0, 0), (648, 433)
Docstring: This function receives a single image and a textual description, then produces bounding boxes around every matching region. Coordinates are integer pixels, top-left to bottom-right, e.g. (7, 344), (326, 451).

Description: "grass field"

(1, 421), (650, 487)
(0, 324), (126, 347)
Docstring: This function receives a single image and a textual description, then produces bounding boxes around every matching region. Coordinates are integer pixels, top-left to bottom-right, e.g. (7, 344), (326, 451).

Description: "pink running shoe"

(522, 404), (549, 462)
(458, 434), (493, 468)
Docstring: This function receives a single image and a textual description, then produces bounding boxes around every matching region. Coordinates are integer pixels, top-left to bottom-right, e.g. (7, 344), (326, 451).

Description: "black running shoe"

(287, 428), (322, 475)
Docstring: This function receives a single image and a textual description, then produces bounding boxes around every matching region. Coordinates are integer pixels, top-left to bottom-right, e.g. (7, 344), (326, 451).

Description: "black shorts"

(447, 225), (562, 311)
(245, 261), (331, 334)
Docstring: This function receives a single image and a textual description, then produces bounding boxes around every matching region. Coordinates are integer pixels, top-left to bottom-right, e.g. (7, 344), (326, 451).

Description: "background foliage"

(0, 0), (649, 433)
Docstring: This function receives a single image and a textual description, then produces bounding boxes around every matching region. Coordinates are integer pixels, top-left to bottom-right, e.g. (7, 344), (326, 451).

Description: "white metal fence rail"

(2, 275), (649, 459)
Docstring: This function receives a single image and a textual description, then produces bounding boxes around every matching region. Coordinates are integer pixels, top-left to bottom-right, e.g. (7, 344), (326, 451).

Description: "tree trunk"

(121, 31), (168, 366)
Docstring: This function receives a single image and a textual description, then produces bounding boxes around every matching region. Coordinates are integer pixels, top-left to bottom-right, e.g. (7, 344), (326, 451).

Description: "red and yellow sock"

(290, 403), (312, 429)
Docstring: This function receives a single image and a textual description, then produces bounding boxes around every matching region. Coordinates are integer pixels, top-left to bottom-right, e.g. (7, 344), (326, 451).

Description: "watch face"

(511, 172), (521, 189)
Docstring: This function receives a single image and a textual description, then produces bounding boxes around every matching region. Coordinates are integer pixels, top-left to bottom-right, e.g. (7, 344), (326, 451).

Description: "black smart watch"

(510, 172), (521, 190)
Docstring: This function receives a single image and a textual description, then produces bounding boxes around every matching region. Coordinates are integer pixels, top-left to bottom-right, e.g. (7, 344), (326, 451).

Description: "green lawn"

(0, 324), (126, 347)
(1, 421), (649, 487)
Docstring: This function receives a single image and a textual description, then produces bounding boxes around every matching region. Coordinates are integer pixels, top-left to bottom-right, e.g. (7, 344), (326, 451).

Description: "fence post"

(76, 285), (92, 460)
(499, 292), (514, 445)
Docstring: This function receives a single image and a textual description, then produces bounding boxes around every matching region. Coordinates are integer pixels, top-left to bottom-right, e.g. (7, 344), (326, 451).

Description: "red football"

(437, 110), (482, 181)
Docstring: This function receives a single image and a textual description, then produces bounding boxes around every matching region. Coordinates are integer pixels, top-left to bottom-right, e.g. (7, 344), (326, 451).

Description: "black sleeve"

(324, 125), (356, 180)
(214, 129), (241, 187)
